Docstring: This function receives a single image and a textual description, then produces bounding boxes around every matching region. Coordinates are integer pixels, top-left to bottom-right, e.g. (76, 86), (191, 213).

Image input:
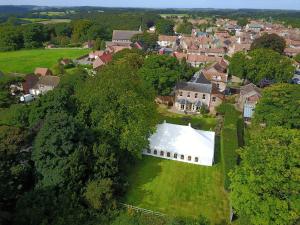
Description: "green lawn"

(124, 156), (229, 224)
(157, 105), (217, 131)
(0, 49), (89, 74)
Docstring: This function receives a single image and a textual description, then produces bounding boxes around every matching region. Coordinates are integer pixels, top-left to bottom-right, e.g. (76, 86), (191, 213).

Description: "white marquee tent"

(143, 122), (215, 166)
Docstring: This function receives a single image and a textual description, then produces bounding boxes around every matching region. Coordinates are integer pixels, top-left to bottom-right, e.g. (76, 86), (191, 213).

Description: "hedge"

(218, 103), (240, 190)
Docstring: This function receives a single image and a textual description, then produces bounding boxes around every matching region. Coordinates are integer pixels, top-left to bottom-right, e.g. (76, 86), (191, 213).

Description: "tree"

(156, 19), (175, 35)
(77, 62), (157, 157)
(237, 18), (248, 27)
(230, 127), (300, 225)
(253, 84), (300, 129)
(32, 112), (89, 189)
(228, 52), (248, 80)
(176, 22), (194, 35)
(0, 26), (23, 51)
(84, 178), (116, 211)
(131, 32), (158, 50)
(138, 54), (186, 95)
(71, 19), (92, 43)
(0, 126), (32, 225)
(250, 33), (286, 54)
(23, 24), (46, 49)
(246, 49), (294, 84)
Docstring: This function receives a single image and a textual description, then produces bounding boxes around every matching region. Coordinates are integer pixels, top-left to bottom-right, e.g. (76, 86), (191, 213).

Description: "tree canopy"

(253, 84), (300, 129)
(156, 19), (175, 35)
(250, 33), (286, 54)
(230, 127), (300, 225)
(229, 49), (294, 84)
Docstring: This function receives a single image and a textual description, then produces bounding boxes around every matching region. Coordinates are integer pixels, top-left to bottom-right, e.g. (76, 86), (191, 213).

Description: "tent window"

(195, 93), (198, 98)
(187, 92), (190, 97)
(174, 153), (177, 159)
(154, 150), (157, 155)
(202, 94), (206, 99)
(188, 156), (191, 161)
(181, 155), (184, 160)
(195, 157), (198, 162)
(167, 152), (171, 157)
(147, 149), (151, 154)
(160, 151), (164, 156)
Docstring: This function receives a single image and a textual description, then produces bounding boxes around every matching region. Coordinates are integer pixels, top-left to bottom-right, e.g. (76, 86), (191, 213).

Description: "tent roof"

(149, 123), (215, 165)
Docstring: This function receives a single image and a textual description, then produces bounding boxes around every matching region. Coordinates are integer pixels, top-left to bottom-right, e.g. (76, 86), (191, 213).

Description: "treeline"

(0, 11), (164, 51)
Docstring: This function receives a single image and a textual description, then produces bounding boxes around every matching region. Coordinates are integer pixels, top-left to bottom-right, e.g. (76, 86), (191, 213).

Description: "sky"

(1, 0), (300, 10)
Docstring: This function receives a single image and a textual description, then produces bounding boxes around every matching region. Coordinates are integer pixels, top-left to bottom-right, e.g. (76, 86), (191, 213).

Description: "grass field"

(0, 49), (89, 74)
(124, 156), (229, 224)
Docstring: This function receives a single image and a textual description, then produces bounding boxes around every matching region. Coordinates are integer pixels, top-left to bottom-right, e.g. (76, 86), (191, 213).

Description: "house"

(107, 44), (132, 54)
(34, 68), (53, 76)
(92, 52), (112, 70)
(238, 83), (262, 119)
(157, 35), (177, 47)
(89, 50), (105, 60)
(148, 26), (156, 33)
(112, 30), (142, 44)
(174, 72), (223, 113)
(143, 122), (215, 166)
(201, 60), (228, 92)
(29, 76), (60, 96)
(284, 48), (300, 57)
(22, 74), (39, 94)
(246, 24), (264, 32)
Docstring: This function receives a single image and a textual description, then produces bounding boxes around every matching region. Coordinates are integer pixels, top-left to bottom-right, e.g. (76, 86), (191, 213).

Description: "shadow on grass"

(214, 135), (221, 165)
(124, 156), (162, 206)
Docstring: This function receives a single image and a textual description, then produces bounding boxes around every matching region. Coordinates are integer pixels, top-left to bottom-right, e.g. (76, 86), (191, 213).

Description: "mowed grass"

(124, 156), (229, 224)
(0, 49), (89, 74)
(157, 105), (217, 131)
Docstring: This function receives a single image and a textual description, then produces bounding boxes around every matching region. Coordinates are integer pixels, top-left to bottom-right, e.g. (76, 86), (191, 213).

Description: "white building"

(143, 122), (215, 166)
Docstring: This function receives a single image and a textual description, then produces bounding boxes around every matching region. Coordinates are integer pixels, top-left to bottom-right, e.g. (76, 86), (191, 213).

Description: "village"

(0, 6), (300, 225)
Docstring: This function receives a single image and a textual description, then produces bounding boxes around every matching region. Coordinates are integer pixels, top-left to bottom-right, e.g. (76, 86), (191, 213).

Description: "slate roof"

(190, 72), (211, 84)
(176, 82), (212, 94)
(112, 30), (142, 41)
(35, 76), (60, 88)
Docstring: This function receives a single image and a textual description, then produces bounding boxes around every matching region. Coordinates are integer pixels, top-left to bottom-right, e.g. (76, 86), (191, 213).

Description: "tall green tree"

(131, 32), (158, 50)
(228, 52), (248, 80)
(156, 19), (175, 35)
(0, 26), (23, 51)
(253, 84), (300, 129)
(230, 127), (300, 225)
(246, 49), (294, 83)
(23, 24), (46, 49)
(77, 62), (157, 157)
(250, 33), (286, 54)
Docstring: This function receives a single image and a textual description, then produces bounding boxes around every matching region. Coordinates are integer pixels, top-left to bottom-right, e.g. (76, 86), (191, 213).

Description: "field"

(160, 14), (190, 18)
(123, 107), (229, 224)
(124, 156), (229, 224)
(0, 49), (89, 74)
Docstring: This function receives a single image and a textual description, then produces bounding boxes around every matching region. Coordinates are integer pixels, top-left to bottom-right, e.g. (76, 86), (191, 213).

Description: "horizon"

(2, 0), (300, 10)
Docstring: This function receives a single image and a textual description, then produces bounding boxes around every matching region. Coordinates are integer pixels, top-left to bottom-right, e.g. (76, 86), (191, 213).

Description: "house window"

(147, 149), (151, 154)
(194, 93), (198, 98)
(180, 104), (185, 110)
(195, 157), (199, 162)
(174, 153), (177, 159)
(167, 152), (170, 157)
(154, 150), (157, 155)
(217, 83), (220, 88)
(180, 155), (184, 160)
(212, 97), (216, 102)
(179, 91), (183, 96)
(187, 92), (190, 97)
(160, 151), (164, 156)
(202, 94), (206, 99)
(188, 156), (191, 161)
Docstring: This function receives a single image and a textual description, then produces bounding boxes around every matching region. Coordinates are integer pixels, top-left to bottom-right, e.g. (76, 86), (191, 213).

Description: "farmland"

(0, 49), (89, 74)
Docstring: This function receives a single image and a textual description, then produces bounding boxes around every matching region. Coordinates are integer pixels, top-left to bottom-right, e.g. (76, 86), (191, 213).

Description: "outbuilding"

(143, 122), (215, 166)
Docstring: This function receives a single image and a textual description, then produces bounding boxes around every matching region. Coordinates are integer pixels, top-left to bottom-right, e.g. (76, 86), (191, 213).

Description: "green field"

(124, 108), (229, 224)
(124, 156), (229, 224)
(0, 49), (89, 74)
